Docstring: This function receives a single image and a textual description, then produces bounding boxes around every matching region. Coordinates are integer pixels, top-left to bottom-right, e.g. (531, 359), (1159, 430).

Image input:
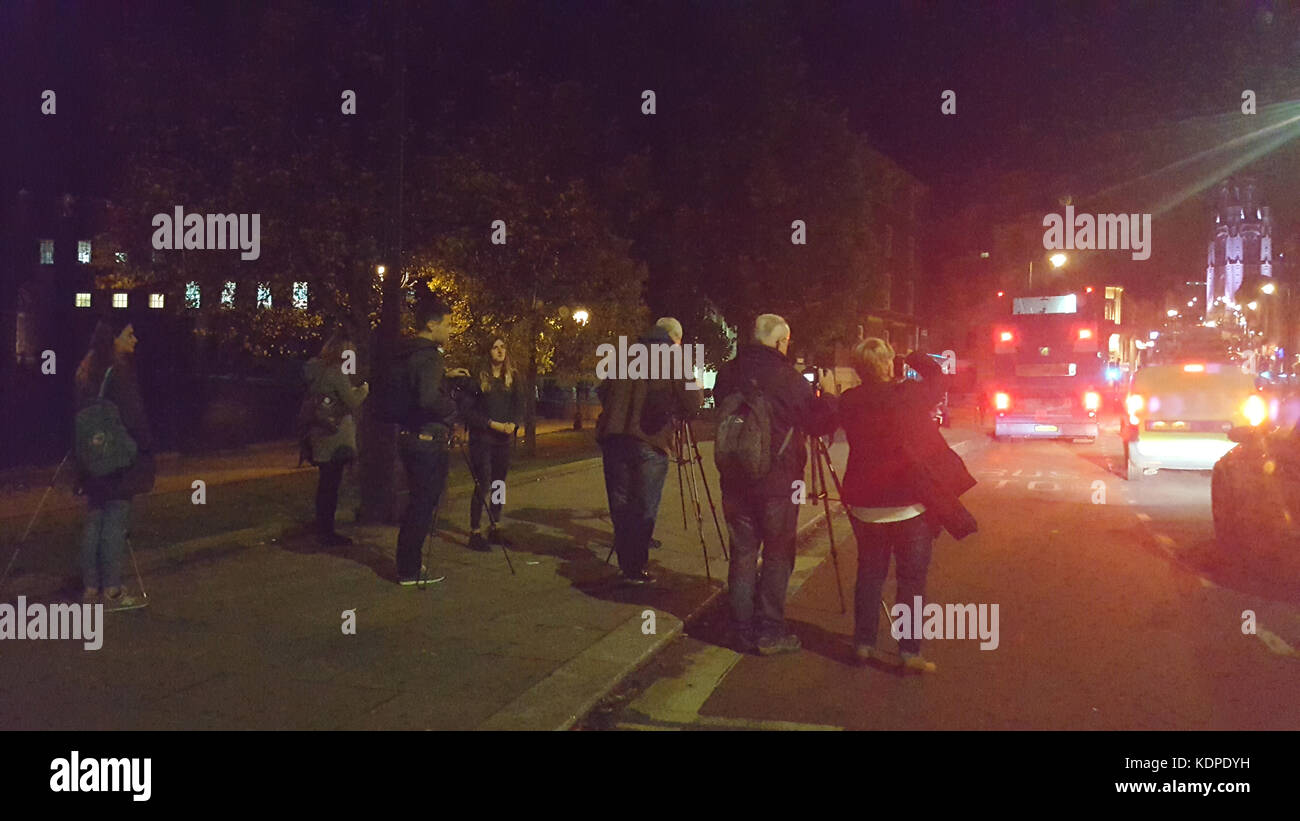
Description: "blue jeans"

(600, 435), (668, 575)
(81, 499), (131, 591)
(724, 489), (800, 639)
(849, 513), (934, 654)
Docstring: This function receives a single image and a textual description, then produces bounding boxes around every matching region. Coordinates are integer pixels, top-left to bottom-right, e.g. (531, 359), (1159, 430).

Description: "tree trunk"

(524, 328), (538, 456)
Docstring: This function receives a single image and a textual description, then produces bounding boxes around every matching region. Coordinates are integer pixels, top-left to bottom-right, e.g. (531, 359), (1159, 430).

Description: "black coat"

(77, 359), (156, 503)
(712, 343), (837, 498)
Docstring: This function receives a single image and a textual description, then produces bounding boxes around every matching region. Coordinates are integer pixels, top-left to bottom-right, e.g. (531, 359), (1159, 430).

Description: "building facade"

(1206, 177), (1273, 310)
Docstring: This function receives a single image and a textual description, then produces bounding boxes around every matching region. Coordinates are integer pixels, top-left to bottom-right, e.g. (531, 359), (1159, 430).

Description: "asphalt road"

(581, 414), (1300, 730)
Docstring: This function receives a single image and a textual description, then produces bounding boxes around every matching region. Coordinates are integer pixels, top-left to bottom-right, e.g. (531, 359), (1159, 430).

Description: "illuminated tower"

(1207, 177), (1272, 310)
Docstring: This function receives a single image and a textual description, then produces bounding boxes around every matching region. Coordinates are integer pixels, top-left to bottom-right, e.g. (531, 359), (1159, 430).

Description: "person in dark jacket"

(713, 314), (837, 655)
(303, 329), (370, 546)
(463, 336), (521, 551)
(392, 296), (469, 585)
(595, 317), (698, 585)
(74, 318), (154, 611)
(838, 339), (977, 673)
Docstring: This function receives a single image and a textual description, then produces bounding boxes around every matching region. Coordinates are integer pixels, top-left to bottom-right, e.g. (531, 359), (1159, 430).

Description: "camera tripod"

(453, 432), (516, 576)
(808, 432), (891, 625)
(604, 418), (728, 581)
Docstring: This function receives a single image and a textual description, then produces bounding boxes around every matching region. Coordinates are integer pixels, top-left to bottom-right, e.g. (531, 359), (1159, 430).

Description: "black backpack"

(714, 377), (792, 480)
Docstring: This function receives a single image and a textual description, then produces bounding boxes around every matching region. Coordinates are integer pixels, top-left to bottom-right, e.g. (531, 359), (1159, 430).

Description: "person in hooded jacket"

(74, 317), (155, 611)
(302, 329), (369, 546)
(838, 339), (977, 673)
(392, 296), (469, 585)
(595, 317), (698, 585)
(712, 313), (837, 655)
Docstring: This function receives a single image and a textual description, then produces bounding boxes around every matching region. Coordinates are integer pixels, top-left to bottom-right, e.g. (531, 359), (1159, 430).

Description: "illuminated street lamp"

(1262, 282), (1276, 295)
(1248, 301), (1259, 311)
(376, 265), (386, 280)
(572, 308), (590, 326)
(1167, 309), (1178, 317)
(1049, 253), (1067, 268)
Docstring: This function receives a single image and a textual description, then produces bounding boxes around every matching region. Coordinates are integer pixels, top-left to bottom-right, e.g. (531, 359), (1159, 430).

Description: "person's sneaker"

(467, 532), (491, 552)
(621, 569), (655, 586)
(103, 590), (148, 612)
(734, 625), (760, 654)
(900, 652), (937, 673)
(399, 566), (445, 586)
(318, 532), (353, 547)
(487, 526), (512, 547)
(854, 644), (898, 665)
(757, 631), (801, 656)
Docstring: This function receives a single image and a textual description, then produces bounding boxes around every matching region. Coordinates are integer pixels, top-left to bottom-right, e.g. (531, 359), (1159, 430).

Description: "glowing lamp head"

(1049, 253), (1067, 268)
(1262, 282), (1276, 295)
(999, 331), (1013, 342)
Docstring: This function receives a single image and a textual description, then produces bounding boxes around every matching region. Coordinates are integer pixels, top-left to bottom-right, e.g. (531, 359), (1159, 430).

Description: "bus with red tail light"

(988, 292), (1104, 441)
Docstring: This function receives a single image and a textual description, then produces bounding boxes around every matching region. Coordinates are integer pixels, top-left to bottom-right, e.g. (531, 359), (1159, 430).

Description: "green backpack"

(74, 367), (139, 478)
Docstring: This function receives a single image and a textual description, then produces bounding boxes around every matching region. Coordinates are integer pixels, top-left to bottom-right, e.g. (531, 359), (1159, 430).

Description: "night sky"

(7, 0), (1300, 301)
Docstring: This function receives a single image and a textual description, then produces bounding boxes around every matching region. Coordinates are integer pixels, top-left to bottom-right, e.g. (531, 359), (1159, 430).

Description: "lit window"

(77, 241), (91, 264)
(112, 293), (128, 309)
(149, 293), (164, 309)
(292, 282), (308, 310)
(115, 251), (127, 265)
(185, 282), (201, 309)
(221, 281), (235, 307)
(257, 283), (271, 309)
(39, 240), (53, 264)
(75, 293), (91, 308)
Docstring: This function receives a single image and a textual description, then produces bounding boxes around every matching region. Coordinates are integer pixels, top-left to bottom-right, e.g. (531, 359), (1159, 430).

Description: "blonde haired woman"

(463, 336), (521, 551)
(837, 338), (977, 673)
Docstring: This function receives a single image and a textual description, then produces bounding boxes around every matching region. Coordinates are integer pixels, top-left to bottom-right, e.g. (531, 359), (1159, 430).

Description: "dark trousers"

(469, 435), (512, 530)
(396, 433), (450, 579)
(724, 489), (799, 637)
(849, 513), (934, 654)
(315, 458), (347, 534)
(600, 435), (668, 575)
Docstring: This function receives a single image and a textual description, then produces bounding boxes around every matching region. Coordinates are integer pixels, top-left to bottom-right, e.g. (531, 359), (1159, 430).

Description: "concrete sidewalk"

(0, 429), (851, 731)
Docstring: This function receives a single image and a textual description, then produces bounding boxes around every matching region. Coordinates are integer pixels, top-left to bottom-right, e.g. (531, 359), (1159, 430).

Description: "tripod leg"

(1, 449), (72, 590)
(813, 438), (846, 614)
(680, 431), (711, 582)
(684, 421), (728, 561)
(675, 430), (688, 530)
(127, 536), (148, 600)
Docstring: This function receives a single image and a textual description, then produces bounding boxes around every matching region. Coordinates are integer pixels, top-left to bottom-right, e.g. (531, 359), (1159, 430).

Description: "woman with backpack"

(301, 330), (369, 546)
(462, 336), (521, 551)
(74, 317), (154, 611)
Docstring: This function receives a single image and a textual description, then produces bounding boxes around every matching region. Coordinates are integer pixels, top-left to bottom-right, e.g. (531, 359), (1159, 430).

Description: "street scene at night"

(1, 0), (1297, 803)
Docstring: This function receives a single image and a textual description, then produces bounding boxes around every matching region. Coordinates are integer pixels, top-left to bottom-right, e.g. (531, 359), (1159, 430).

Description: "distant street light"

(572, 308), (590, 325)
(1262, 282), (1276, 294)
(1167, 309), (1178, 317)
(1248, 301), (1259, 311)
(376, 265), (386, 279)
(1049, 253), (1067, 268)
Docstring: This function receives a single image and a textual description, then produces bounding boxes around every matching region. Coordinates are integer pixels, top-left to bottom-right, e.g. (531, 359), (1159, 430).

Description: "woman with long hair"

(302, 328), (369, 546)
(463, 336), (521, 551)
(75, 316), (155, 611)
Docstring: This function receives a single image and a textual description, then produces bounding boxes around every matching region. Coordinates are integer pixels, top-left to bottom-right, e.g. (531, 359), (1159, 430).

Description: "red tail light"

(998, 331), (1014, 343)
(1078, 328), (1092, 340)
(1126, 394), (1144, 425)
(994, 392), (1011, 410)
(1084, 391), (1100, 411)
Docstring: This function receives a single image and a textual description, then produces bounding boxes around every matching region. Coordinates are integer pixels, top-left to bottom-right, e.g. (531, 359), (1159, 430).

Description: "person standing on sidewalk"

(713, 313), (837, 655)
(392, 296), (469, 585)
(463, 336), (520, 552)
(596, 317), (697, 585)
(302, 329), (369, 546)
(73, 318), (154, 611)
(838, 341), (977, 673)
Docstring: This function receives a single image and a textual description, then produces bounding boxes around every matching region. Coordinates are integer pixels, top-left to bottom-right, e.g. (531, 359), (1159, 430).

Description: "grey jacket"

(304, 358), (368, 464)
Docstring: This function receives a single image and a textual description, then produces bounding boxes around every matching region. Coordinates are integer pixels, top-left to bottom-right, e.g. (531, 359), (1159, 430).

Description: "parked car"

(1212, 423), (1300, 554)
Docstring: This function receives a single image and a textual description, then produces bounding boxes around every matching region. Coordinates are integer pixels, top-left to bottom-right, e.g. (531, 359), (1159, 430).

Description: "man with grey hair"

(595, 317), (697, 584)
(712, 313), (837, 654)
